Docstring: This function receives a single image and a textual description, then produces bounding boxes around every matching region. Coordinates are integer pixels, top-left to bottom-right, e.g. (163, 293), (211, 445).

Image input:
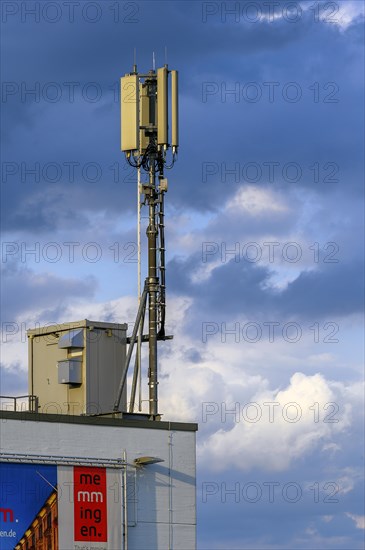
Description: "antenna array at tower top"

(120, 64), (179, 160)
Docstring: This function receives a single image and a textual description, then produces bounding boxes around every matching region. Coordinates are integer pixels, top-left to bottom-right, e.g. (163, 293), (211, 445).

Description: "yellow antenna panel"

(121, 74), (139, 152)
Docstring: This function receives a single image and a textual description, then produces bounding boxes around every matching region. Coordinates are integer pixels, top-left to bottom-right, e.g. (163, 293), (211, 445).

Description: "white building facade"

(0, 411), (197, 550)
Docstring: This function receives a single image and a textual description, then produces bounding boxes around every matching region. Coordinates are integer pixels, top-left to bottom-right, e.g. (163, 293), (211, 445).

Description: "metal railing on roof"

(0, 394), (39, 412)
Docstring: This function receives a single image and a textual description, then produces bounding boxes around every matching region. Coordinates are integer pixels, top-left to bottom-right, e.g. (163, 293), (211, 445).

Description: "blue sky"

(1, 1), (364, 548)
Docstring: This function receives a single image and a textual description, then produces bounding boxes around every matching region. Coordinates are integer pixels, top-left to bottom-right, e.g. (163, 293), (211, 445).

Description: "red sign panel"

(73, 466), (108, 542)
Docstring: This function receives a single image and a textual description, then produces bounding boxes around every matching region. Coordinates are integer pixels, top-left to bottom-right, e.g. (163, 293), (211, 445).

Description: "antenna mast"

(114, 59), (179, 418)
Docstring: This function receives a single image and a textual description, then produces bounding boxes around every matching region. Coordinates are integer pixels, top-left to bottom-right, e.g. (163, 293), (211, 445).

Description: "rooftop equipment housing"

(28, 319), (127, 415)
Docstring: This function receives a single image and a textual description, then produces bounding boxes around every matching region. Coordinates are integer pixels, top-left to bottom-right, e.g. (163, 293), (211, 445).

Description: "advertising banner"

(58, 466), (123, 550)
(0, 462), (123, 550)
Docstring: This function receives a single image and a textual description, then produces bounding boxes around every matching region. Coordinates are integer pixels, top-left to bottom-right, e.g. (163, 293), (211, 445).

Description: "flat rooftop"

(0, 410), (198, 432)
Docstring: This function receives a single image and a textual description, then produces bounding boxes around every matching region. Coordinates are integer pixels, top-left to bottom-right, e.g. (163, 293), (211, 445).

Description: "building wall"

(0, 414), (197, 550)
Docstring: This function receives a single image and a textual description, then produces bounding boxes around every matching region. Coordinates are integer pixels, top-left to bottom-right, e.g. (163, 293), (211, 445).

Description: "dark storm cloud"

(1, 0), (363, 329)
(1, 1), (306, 82)
(1, 96), (138, 231)
(1, 2), (363, 234)
(1, 6), (364, 549)
(168, 253), (364, 320)
(2, 184), (93, 233)
(280, 260), (364, 317)
(0, 261), (97, 321)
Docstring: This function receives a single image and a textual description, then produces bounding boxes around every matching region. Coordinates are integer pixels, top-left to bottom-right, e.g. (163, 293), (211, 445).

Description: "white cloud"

(308, 353), (336, 364)
(1, 293), (363, 478)
(197, 371), (356, 472)
(334, 1), (365, 29)
(226, 186), (289, 215)
(346, 513), (365, 530)
(167, 185), (347, 293)
(299, 0), (364, 29)
(333, 473), (355, 495)
(322, 515), (334, 523)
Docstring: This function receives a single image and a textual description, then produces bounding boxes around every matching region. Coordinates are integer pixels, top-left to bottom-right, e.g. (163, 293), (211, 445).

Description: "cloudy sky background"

(1, 1), (364, 548)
